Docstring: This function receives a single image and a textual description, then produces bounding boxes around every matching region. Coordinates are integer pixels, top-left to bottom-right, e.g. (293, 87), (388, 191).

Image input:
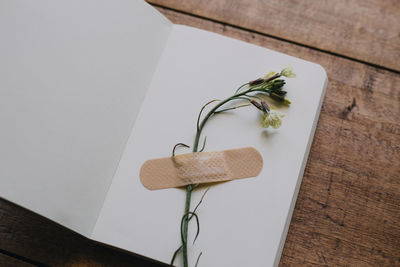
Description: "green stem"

(193, 91), (250, 150)
(214, 103), (251, 114)
(181, 88), (251, 267)
(182, 184), (192, 267)
(180, 75), (280, 266)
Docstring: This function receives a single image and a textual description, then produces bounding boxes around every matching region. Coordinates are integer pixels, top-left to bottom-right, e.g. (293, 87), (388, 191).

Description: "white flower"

(262, 110), (284, 129)
(280, 66), (296, 78)
(264, 71), (277, 79)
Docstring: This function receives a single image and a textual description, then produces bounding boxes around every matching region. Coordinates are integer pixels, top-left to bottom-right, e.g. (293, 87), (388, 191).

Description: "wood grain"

(0, 253), (35, 267)
(0, 198), (169, 266)
(1, 3), (400, 267)
(148, 0), (400, 72)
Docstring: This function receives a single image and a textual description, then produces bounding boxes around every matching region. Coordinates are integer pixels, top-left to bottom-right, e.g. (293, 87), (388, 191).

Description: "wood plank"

(0, 253), (36, 267)
(148, 0), (400, 71)
(1, 6), (399, 267)
(0, 198), (168, 267)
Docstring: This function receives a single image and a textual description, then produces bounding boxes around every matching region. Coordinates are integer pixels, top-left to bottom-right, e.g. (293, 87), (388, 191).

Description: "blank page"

(0, 0), (171, 236)
(92, 25), (327, 266)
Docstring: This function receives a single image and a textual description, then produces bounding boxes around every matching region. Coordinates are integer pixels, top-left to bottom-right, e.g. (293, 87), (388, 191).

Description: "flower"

(262, 110), (284, 129)
(264, 71), (277, 79)
(280, 66), (296, 78)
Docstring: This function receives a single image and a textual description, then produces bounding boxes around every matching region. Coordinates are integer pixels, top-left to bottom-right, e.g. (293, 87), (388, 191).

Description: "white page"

(0, 0), (171, 236)
(92, 25), (327, 266)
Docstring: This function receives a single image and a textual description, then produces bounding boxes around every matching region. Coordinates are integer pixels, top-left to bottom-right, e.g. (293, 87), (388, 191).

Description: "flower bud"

(249, 78), (264, 86)
(261, 101), (270, 113)
(283, 98), (291, 105)
(250, 100), (263, 111)
(270, 92), (285, 102)
(270, 79), (286, 90)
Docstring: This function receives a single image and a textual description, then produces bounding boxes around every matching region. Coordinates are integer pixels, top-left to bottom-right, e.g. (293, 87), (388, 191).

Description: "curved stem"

(182, 184), (192, 267)
(180, 75), (280, 266)
(181, 89), (251, 267)
(192, 90), (251, 151)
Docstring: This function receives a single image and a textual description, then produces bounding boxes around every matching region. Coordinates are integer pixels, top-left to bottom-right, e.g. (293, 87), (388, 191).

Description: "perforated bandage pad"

(140, 147), (263, 190)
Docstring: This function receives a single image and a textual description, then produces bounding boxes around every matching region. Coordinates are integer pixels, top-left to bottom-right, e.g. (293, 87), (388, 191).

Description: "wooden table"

(1, 1), (399, 266)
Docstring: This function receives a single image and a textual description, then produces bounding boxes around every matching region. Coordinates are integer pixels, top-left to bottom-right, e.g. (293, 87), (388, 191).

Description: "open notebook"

(0, 0), (327, 266)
